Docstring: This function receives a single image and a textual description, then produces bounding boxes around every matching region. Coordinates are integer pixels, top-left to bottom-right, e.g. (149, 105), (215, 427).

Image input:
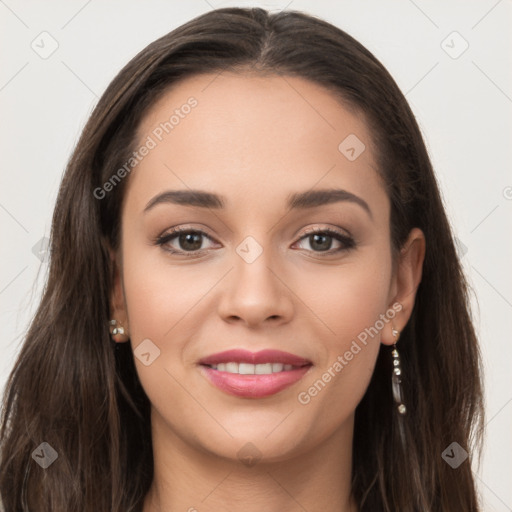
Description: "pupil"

(311, 233), (331, 251)
(181, 232), (202, 250)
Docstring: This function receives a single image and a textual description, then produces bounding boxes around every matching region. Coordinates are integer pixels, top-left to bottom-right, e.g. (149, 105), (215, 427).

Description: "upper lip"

(198, 349), (312, 367)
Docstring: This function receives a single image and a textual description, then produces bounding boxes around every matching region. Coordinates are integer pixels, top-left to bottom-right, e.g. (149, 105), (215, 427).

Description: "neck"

(143, 408), (359, 512)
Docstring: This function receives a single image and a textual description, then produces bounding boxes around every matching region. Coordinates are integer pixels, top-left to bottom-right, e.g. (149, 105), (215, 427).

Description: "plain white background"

(1, 0), (511, 510)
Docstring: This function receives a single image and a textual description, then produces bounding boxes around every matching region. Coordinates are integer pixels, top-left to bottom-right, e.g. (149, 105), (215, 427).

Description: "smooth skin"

(109, 72), (425, 512)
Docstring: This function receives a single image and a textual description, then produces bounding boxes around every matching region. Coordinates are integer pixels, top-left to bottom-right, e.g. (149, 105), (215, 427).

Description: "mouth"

(197, 349), (313, 398)
(203, 362), (308, 374)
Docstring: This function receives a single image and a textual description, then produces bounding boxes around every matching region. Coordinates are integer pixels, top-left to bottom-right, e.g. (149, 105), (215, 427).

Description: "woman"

(0, 7), (485, 512)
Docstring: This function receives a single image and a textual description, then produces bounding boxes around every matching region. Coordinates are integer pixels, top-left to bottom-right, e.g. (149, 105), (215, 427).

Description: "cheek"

(300, 249), (392, 348)
(120, 243), (201, 414)
(120, 238), (223, 395)
(293, 250), (391, 417)
(121, 236), (208, 341)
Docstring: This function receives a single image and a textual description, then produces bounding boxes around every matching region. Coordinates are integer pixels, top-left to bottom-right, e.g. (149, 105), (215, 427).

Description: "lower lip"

(199, 364), (312, 398)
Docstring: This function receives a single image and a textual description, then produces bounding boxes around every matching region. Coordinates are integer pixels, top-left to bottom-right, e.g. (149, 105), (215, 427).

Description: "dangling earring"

(391, 327), (406, 415)
(109, 319), (129, 342)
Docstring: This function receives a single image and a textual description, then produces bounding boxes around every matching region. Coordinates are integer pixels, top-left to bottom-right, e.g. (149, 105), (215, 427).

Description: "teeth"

(208, 362), (303, 374)
(239, 363), (255, 375)
(255, 363), (272, 374)
(225, 362), (238, 373)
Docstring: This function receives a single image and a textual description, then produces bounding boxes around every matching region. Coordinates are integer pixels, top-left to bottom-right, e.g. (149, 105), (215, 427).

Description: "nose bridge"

(217, 230), (293, 326)
(233, 232), (280, 295)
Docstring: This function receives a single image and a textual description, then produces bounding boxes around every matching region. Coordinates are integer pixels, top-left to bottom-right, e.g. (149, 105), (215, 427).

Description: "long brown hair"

(0, 7), (485, 511)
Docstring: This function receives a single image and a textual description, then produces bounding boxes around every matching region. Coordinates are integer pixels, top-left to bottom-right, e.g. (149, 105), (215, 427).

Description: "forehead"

(125, 72), (386, 216)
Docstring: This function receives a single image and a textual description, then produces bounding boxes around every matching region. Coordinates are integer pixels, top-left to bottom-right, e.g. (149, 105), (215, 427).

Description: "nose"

(217, 240), (294, 329)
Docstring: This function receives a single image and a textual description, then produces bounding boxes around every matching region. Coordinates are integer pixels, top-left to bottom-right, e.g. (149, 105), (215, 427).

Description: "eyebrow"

(143, 188), (372, 219)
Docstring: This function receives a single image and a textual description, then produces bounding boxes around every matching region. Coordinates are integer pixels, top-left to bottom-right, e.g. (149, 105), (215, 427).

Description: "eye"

(293, 227), (356, 255)
(154, 225), (356, 258)
(155, 227), (217, 257)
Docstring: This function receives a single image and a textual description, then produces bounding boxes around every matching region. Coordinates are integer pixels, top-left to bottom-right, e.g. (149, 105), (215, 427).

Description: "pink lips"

(198, 349), (313, 398)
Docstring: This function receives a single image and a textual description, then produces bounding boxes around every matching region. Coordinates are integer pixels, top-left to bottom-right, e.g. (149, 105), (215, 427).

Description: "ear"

(109, 247), (130, 343)
(381, 227), (426, 346)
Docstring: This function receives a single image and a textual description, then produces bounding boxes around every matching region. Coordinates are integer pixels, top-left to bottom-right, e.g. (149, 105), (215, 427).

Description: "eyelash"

(154, 226), (356, 259)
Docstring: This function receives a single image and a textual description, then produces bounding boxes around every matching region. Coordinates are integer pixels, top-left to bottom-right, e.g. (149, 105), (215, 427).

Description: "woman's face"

(111, 72), (421, 463)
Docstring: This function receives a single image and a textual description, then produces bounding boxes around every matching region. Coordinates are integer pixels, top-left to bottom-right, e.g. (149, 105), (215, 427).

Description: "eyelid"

(155, 224), (218, 247)
(299, 224), (353, 241)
